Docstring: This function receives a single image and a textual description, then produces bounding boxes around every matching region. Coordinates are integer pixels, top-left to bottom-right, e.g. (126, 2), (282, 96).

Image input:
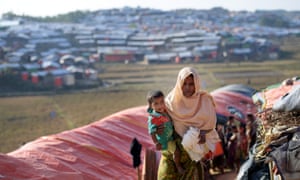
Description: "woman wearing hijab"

(157, 67), (218, 179)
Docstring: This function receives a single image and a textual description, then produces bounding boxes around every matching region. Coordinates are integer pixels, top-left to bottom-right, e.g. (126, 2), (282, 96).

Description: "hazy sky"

(1, 0), (299, 17)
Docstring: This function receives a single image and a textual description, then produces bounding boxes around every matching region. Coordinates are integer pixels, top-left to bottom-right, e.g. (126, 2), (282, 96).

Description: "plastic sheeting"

(0, 106), (154, 180)
(212, 84), (257, 98)
(273, 85), (300, 111)
(261, 81), (300, 109)
(212, 90), (257, 124)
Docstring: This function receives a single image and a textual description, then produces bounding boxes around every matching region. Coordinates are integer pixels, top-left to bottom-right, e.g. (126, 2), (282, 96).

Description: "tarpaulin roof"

(1, 106), (154, 180)
(258, 80), (300, 109)
(210, 84), (257, 125)
(212, 90), (257, 124)
(211, 84), (257, 98)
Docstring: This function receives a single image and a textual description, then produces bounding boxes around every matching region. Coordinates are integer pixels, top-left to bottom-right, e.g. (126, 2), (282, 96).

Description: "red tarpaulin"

(1, 106), (154, 180)
(212, 90), (257, 123)
(262, 81), (300, 109)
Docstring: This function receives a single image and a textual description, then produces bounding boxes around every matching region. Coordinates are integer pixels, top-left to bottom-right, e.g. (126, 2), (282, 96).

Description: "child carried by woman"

(147, 90), (184, 174)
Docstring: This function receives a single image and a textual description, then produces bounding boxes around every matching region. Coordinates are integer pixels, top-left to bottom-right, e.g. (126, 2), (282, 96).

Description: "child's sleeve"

(147, 116), (157, 134)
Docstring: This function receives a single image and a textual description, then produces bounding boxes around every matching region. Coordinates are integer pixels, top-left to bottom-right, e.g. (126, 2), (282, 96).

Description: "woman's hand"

(198, 133), (206, 144)
(156, 124), (164, 135)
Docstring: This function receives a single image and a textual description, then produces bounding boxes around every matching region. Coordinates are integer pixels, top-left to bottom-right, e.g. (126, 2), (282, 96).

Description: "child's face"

(151, 96), (166, 113)
(233, 127), (238, 133)
(217, 124), (224, 131)
(239, 126), (245, 132)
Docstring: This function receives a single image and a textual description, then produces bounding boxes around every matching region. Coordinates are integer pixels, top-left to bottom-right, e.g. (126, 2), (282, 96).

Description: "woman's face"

(182, 75), (195, 97)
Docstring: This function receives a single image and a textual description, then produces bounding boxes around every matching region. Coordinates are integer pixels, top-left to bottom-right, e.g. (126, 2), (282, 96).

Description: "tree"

(259, 14), (290, 28)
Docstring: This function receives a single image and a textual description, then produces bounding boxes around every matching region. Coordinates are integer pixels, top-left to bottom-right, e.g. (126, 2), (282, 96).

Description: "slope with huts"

(0, 7), (299, 91)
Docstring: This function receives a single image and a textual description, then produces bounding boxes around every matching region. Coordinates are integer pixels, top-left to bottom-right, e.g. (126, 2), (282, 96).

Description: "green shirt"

(147, 108), (174, 150)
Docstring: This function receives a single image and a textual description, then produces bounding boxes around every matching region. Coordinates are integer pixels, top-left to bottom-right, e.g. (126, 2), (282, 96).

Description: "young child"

(147, 90), (184, 174)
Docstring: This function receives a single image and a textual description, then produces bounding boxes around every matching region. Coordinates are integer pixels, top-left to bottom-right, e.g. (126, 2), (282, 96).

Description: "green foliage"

(2, 10), (91, 23)
(41, 11), (90, 23)
(1, 12), (16, 20)
(259, 13), (290, 28)
(280, 50), (294, 59)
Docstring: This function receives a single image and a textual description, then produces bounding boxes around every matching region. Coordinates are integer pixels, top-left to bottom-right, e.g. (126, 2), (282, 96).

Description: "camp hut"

(178, 51), (193, 62)
(43, 54), (60, 62)
(102, 50), (135, 63)
(158, 52), (176, 63)
(74, 56), (89, 67)
(193, 45), (219, 61)
(49, 69), (74, 88)
(63, 74), (75, 87)
(30, 71), (48, 86)
(22, 63), (40, 73)
(0, 63), (21, 75)
(66, 66), (99, 87)
(229, 48), (252, 61)
(59, 54), (75, 67)
(127, 34), (166, 52)
(144, 52), (176, 64)
(41, 61), (60, 71)
(94, 33), (128, 47)
(21, 71), (29, 81)
(144, 54), (159, 64)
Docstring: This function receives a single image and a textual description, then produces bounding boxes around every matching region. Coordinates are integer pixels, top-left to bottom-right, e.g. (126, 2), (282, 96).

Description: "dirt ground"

(211, 168), (237, 180)
(213, 171), (237, 180)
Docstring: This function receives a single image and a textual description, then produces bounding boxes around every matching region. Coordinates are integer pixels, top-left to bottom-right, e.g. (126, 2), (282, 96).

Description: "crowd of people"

(212, 114), (257, 174)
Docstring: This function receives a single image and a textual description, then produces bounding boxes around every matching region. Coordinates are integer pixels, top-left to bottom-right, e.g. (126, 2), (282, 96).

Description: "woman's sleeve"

(202, 93), (217, 129)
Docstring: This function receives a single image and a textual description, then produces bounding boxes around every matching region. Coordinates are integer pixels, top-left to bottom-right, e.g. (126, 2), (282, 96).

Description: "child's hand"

(156, 125), (164, 135)
(155, 143), (162, 150)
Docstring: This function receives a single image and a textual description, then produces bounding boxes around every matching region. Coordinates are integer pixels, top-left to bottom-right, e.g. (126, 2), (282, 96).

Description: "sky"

(0, 0), (299, 17)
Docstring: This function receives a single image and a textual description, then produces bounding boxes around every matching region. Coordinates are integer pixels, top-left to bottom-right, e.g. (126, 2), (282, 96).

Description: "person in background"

(224, 115), (239, 167)
(239, 123), (249, 164)
(246, 113), (257, 150)
(146, 90), (184, 175)
(156, 67), (218, 179)
(225, 116), (237, 141)
(225, 116), (240, 136)
(212, 123), (226, 174)
(227, 125), (240, 172)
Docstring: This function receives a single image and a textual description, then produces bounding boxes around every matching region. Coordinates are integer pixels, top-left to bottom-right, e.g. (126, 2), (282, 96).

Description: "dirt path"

(211, 168), (237, 180)
(213, 171), (237, 180)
